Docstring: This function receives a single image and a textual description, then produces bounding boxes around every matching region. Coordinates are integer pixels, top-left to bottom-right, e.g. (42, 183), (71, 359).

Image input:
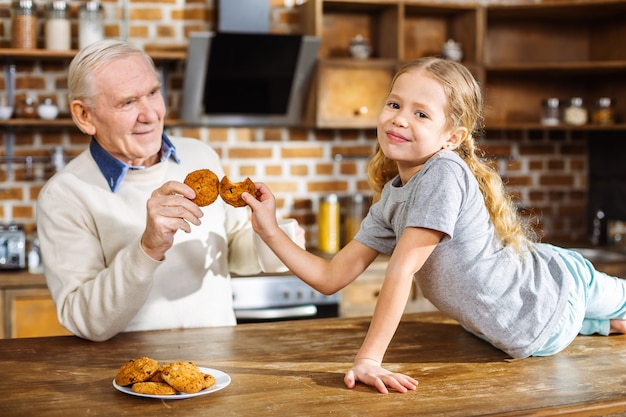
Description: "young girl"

(242, 57), (626, 394)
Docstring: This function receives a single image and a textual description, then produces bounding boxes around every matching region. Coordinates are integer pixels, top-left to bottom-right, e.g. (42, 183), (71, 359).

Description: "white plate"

(113, 367), (231, 399)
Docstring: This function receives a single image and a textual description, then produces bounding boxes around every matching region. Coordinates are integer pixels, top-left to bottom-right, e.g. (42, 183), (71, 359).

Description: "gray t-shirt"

(355, 150), (570, 358)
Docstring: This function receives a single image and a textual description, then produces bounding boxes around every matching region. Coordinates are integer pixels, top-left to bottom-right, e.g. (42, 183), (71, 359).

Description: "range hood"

(179, 0), (320, 127)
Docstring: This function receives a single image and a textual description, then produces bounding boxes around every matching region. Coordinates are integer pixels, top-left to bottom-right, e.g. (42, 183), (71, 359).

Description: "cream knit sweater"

(37, 137), (264, 341)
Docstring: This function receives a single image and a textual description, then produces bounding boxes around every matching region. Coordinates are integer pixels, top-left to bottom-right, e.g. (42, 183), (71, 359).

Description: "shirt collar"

(90, 133), (180, 192)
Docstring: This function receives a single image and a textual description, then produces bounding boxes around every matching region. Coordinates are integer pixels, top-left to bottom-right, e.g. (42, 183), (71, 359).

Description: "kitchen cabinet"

(340, 255), (437, 317)
(301, 0), (626, 130)
(483, 1), (626, 128)
(312, 59), (395, 128)
(0, 272), (69, 338)
(301, 0), (479, 129)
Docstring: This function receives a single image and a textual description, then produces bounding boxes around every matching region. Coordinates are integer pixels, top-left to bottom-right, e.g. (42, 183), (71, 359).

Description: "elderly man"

(37, 39), (297, 341)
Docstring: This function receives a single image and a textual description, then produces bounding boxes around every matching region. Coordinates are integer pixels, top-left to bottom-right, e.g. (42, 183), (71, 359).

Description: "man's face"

(87, 54), (166, 166)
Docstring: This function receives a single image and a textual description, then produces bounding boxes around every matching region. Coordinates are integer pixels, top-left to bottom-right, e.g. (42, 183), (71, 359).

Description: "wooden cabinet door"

(315, 60), (395, 128)
(4, 288), (71, 338)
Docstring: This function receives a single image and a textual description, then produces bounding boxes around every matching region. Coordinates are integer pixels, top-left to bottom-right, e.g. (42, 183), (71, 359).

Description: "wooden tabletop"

(2, 311), (626, 416)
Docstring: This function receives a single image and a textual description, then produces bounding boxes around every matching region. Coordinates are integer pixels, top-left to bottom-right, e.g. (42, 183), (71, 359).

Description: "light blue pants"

(532, 245), (626, 356)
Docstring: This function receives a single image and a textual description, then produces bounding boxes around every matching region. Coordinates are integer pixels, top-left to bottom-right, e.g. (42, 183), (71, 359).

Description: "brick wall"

(0, 0), (590, 249)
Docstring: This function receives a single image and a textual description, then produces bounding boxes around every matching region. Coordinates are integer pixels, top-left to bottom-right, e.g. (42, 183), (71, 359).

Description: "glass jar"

(79, 1), (104, 50)
(45, 1), (71, 51)
(16, 96), (37, 118)
(348, 35), (371, 60)
(11, 0), (37, 49)
(592, 97), (615, 125)
(540, 98), (560, 126)
(563, 97), (588, 126)
(318, 194), (340, 254)
(343, 193), (370, 246)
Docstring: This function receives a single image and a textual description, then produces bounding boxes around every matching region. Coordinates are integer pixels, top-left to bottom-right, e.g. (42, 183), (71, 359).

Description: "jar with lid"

(79, 1), (104, 50)
(563, 97), (588, 126)
(45, 1), (71, 51)
(16, 97), (37, 118)
(349, 35), (371, 60)
(318, 194), (340, 254)
(11, 0), (37, 49)
(592, 97), (615, 125)
(540, 98), (561, 126)
(343, 193), (370, 246)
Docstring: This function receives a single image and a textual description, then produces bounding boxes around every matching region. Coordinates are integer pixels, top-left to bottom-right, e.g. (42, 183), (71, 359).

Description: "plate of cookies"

(113, 357), (231, 399)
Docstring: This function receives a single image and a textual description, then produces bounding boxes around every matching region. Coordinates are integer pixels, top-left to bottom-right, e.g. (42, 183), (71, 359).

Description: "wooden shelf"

(485, 123), (626, 131)
(0, 117), (188, 128)
(485, 61), (626, 74)
(0, 48), (186, 61)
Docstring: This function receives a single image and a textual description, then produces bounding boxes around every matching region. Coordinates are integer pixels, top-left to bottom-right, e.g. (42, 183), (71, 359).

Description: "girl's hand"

(344, 358), (418, 394)
(241, 182), (279, 236)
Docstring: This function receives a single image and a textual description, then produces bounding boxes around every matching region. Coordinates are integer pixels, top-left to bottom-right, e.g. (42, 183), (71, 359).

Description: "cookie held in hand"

(219, 176), (256, 208)
(184, 169), (220, 207)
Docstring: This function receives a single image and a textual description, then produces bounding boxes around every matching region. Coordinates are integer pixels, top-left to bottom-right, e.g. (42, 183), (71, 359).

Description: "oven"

(231, 274), (340, 324)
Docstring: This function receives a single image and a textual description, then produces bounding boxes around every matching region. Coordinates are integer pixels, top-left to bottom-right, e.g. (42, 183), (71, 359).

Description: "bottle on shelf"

(11, 0), (37, 49)
(540, 98), (561, 126)
(318, 194), (340, 254)
(591, 97), (615, 126)
(563, 97), (588, 126)
(28, 235), (44, 274)
(45, 0), (71, 51)
(590, 208), (608, 246)
(16, 96), (37, 118)
(79, 1), (104, 50)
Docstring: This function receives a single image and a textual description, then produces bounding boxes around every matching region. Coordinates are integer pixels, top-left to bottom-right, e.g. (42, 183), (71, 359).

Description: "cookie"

(115, 357), (159, 386)
(131, 381), (177, 396)
(161, 361), (206, 394)
(147, 366), (165, 383)
(219, 176), (256, 208)
(202, 372), (216, 389)
(184, 169), (220, 206)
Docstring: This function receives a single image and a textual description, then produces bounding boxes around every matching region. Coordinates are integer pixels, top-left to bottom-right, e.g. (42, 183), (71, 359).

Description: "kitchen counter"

(2, 311), (626, 416)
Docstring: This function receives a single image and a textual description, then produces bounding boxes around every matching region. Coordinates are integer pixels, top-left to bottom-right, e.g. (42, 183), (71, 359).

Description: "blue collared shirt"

(90, 133), (180, 192)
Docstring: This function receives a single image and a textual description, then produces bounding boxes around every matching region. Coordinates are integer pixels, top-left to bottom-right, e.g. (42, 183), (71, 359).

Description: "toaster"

(0, 223), (26, 269)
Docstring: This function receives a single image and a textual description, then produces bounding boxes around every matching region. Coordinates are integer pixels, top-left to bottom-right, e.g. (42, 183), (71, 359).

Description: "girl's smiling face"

(377, 69), (466, 183)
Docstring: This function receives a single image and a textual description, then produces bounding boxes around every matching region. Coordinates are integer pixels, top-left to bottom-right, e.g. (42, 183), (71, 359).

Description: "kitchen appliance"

(231, 274), (340, 323)
(0, 223), (26, 269)
(180, 31), (320, 127)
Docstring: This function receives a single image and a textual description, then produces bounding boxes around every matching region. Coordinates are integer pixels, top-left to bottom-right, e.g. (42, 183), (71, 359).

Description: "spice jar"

(16, 97), (38, 118)
(540, 98), (561, 126)
(318, 194), (340, 254)
(349, 35), (371, 60)
(441, 39), (463, 62)
(343, 193), (370, 246)
(79, 1), (104, 50)
(563, 97), (587, 126)
(11, 0), (37, 49)
(45, 1), (71, 51)
(592, 97), (615, 125)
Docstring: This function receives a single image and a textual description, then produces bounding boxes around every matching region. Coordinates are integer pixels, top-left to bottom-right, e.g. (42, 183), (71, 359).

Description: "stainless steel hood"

(180, 32), (320, 127)
(179, 0), (320, 127)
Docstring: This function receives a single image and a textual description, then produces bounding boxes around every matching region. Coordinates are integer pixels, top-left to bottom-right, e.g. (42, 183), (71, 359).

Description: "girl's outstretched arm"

(242, 184), (378, 294)
(345, 226), (443, 394)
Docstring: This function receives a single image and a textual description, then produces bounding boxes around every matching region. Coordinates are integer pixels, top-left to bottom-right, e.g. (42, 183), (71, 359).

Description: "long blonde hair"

(367, 57), (534, 252)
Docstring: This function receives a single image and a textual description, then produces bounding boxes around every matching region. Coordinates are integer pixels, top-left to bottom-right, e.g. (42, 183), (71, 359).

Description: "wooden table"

(2, 312), (626, 416)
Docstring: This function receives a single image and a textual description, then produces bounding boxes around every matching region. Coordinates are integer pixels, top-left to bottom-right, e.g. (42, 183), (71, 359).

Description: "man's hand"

(141, 180), (203, 260)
